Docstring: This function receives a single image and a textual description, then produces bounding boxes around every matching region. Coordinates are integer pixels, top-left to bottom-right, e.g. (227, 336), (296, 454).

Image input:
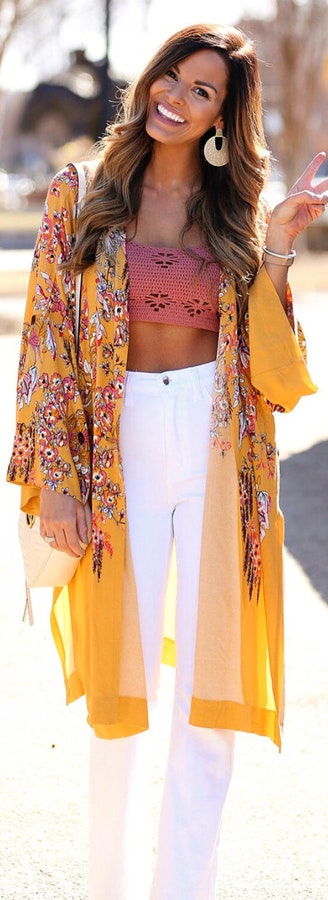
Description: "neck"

(145, 143), (202, 195)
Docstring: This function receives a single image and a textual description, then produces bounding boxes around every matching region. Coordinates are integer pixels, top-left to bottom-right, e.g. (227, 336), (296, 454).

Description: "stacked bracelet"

(263, 246), (296, 267)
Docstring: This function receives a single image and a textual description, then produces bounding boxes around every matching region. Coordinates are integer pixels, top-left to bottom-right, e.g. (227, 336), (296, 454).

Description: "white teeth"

(157, 103), (185, 124)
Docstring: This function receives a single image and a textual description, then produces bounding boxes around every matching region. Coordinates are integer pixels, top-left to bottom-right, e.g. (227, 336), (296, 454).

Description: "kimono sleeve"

(7, 164), (91, 506)
(248, 265), (317, 412)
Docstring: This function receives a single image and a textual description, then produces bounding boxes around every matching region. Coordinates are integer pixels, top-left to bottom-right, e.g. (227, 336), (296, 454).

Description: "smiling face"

(145, 49), (228, 150)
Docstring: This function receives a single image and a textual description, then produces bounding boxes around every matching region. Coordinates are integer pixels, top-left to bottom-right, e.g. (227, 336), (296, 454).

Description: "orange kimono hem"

(89, 698), (149, 740)
(51, 592), (149, 740)
(189, 698), (282, 750)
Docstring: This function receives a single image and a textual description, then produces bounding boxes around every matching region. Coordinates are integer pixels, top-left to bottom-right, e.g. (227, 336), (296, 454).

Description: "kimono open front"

(7, 164), (317, 749)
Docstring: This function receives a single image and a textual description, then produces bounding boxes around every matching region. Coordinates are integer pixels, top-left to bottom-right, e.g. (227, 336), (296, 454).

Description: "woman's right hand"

(40, 488), (92, 557)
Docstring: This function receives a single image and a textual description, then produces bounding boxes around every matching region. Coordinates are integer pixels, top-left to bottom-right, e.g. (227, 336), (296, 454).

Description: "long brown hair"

(70, 24), (270, 321)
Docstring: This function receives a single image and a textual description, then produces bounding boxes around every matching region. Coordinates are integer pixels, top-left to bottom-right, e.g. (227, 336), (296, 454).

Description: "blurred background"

(0, 7), (327, 898)
(0, 0), (327, 251)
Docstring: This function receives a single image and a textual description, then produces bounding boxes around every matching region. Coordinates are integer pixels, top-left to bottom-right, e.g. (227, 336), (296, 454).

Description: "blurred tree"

(274, 0), (328, 187)
(0, 0), (65, 69)
(239, 0), (328, 188)
(0, 0), (152, 81)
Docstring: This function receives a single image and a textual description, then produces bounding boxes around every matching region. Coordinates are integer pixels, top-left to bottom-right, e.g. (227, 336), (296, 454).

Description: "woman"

(8, 23), (327, 900)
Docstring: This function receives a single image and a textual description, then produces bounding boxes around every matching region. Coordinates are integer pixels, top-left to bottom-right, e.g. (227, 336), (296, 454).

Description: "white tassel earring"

(203, 127), (229, 167)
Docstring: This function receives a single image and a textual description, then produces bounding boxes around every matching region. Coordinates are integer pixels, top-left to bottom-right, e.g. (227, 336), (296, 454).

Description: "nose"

(169, 82), (185, 105)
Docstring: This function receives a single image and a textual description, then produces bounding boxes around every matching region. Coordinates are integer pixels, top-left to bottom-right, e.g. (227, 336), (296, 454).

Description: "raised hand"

(268, 152), (328, 245)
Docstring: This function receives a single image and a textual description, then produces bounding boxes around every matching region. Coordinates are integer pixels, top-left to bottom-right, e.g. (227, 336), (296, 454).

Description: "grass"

(288, 251), (327, 291)
(0, 209), (42, 232)
(0, 269), (31, 295)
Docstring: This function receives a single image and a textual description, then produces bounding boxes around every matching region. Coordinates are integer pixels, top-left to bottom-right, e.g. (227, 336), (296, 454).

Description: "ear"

(213, 114), (224, 131)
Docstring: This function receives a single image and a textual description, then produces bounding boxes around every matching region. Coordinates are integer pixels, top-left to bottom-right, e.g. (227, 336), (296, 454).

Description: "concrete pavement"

(0, 252), (327, 899)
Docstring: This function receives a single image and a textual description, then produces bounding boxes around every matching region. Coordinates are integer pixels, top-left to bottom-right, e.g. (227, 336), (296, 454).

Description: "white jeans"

(89, 362), (235, 900)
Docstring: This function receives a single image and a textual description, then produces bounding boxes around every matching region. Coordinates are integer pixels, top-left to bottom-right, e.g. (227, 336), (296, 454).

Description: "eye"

(166, 69), (178, 81)
(193, 86), (210, 99)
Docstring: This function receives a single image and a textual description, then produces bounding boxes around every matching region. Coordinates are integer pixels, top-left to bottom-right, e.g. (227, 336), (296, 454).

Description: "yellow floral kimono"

(7, 163), (317, 749)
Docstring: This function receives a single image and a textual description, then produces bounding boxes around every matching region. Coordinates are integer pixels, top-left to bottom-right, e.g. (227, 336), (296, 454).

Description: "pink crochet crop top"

(126, 240), (226, 332)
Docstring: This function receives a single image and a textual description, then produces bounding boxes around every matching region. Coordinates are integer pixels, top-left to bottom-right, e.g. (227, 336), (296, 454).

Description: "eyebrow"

(194, 80), (218, 94)
(173, 64), (218, 95)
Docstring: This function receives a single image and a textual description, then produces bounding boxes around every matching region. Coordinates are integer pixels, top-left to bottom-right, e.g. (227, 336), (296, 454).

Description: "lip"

(154, 101), (186, 126)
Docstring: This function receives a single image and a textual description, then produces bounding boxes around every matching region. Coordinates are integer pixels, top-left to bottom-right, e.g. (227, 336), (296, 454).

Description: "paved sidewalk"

(0, 263), (327, 899)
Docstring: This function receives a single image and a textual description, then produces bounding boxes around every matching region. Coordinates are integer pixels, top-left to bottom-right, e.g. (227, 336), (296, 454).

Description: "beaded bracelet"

(263, 246), (296, 267)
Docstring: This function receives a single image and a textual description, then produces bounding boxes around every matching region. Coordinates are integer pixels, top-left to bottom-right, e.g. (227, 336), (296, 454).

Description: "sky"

(0, 0), (274, 90)
(107, 0), (273, 79)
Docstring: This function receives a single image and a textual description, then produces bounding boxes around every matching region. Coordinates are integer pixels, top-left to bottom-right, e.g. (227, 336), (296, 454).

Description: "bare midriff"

(126, 321), (218, 372)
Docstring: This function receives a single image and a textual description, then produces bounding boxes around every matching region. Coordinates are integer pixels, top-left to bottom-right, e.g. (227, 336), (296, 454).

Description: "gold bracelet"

(263, 246), (296, 267)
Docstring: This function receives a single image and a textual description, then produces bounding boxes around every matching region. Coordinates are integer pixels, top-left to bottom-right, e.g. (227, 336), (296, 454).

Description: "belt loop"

(192, 365), (201, 402)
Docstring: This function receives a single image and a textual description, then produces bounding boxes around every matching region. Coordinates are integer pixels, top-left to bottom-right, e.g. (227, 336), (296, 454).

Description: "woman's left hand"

(267, 152), (328, 247)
